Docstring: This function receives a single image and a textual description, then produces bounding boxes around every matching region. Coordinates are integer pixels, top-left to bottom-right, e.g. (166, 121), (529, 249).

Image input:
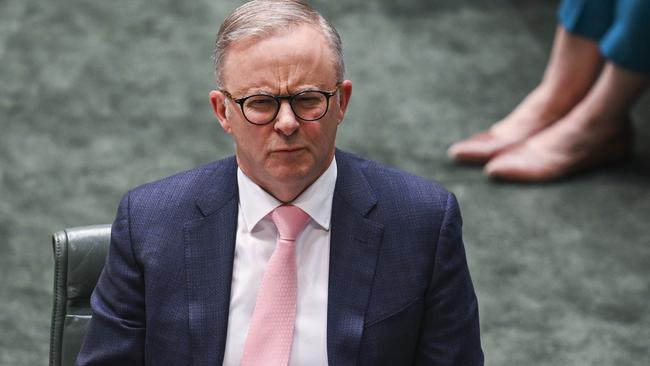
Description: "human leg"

(447, 27), (604, 164)
(447, 0), (613, 164)
(485, 63), (649, 182)
(483, 0), (650, 182)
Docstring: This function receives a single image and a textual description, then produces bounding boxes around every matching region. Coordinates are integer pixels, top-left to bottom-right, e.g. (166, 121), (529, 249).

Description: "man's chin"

(265, 159), (319, 183)
(268, 166), (312, 183)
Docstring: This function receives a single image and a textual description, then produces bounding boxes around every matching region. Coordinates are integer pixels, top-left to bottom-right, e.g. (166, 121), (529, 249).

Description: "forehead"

(221, 25), (338, 94)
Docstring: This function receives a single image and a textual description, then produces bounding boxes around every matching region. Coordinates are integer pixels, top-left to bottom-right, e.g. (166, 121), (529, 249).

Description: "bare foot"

(485, 62), (649, 182)
(447, 81), (592, 164)
(448, 26), (604, 164)
(485, 111), (634, 182)
(489, 85), (574, 142)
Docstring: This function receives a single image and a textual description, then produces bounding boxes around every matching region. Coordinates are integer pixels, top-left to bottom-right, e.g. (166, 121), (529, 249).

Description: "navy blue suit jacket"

(78, 149), (483, 365)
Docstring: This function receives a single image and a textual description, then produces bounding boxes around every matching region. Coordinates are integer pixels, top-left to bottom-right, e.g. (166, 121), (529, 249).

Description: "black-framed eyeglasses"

(221, 86), (340, 125)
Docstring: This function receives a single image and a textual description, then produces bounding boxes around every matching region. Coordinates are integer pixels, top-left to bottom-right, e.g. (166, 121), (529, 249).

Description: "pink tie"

(240, 205), (310, 366)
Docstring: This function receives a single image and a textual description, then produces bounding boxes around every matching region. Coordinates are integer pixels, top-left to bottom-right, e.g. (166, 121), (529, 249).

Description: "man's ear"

(209, 90), (232, 133)
(335, 80), (352, 124)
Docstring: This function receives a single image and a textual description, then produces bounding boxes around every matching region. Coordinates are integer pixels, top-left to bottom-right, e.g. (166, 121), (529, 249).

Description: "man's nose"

(273, 100), (300, 136)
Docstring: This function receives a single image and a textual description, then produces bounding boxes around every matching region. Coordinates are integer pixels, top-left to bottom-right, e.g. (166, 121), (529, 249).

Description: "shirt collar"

(237, 157), (337, 231)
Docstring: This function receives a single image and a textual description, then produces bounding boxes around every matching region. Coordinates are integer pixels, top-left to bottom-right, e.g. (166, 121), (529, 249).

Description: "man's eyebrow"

(229, 87), (273, 97)
(232, 84), (331, 97)
(290, 85), (325, 93)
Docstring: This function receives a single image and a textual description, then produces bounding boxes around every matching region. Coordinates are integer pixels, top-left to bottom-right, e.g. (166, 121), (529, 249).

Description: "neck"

(237, 155), (334, 204)
(236, 166), (317, 204)
(265, 183), (310, 203)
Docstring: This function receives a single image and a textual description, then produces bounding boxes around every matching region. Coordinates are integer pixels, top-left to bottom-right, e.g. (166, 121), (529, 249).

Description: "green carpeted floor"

(1, 0), (649, 364)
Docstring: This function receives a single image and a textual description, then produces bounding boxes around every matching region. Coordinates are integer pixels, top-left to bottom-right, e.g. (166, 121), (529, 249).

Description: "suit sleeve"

(414, 192), (484, 365)
(76, 192), (146, 366)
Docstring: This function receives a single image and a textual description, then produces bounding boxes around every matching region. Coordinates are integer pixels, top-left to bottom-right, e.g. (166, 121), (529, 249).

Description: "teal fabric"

(558, 0), (650, 73)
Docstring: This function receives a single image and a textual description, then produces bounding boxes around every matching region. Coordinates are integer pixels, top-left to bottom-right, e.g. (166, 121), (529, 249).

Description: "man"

(77, 1), (484, 365)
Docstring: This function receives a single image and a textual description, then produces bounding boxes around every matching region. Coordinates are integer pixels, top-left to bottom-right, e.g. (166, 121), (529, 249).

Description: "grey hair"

(213, 0), (344, 89)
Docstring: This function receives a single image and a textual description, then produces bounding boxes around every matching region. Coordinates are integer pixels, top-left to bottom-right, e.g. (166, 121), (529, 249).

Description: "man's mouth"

(272, 147), (305, 153)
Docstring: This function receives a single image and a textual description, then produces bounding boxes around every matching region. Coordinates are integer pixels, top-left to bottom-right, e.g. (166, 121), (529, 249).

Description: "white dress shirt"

(222, 158), (337, 366)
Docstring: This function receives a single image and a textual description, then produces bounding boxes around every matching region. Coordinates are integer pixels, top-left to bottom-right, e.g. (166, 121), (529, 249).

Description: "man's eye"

(295, 95), (323, 107)
(246, 98), (275, 109)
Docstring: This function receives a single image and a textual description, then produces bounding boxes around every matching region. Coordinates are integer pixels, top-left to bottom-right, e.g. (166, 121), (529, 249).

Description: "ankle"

(569, 100), (632, 134)
(490, 86), (570, 137)
(532, 82), (584, 120)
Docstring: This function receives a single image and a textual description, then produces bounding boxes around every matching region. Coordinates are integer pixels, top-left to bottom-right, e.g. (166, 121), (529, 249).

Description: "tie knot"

(271, 205), (310, 242)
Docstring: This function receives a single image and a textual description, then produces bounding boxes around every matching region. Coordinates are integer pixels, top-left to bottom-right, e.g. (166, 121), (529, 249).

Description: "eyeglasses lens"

(242, 91), (328, 124)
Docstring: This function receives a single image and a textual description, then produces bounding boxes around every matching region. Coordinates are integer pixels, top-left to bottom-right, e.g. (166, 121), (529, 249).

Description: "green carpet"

(1, 0), (649, 364)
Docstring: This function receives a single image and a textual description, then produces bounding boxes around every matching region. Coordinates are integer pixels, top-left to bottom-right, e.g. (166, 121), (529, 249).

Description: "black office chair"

(50, 225), (111, 366)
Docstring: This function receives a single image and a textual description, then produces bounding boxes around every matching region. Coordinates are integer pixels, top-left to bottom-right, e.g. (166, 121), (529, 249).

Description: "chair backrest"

(50, 225), (111, 366)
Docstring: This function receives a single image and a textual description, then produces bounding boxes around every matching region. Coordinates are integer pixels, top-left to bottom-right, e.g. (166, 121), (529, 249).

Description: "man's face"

(210, 25), (352, 200)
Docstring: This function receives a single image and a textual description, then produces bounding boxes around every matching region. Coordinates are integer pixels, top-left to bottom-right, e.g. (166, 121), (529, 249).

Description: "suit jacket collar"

(327, 150), (384, 366)
(194, 156), (239, 217)
(183, 151), (384, 366)
(185, 157), (239, 365)
(332, 149), (377, 216)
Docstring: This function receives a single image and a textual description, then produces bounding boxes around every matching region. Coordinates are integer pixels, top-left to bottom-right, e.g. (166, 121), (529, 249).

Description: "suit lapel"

(327, 151), (384, 366)
(184, 158), (238, 366)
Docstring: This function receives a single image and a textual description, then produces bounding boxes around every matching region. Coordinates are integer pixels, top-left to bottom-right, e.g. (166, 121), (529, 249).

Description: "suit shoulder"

(339, 150), (451, 204)
(125, 156), (237, 208)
